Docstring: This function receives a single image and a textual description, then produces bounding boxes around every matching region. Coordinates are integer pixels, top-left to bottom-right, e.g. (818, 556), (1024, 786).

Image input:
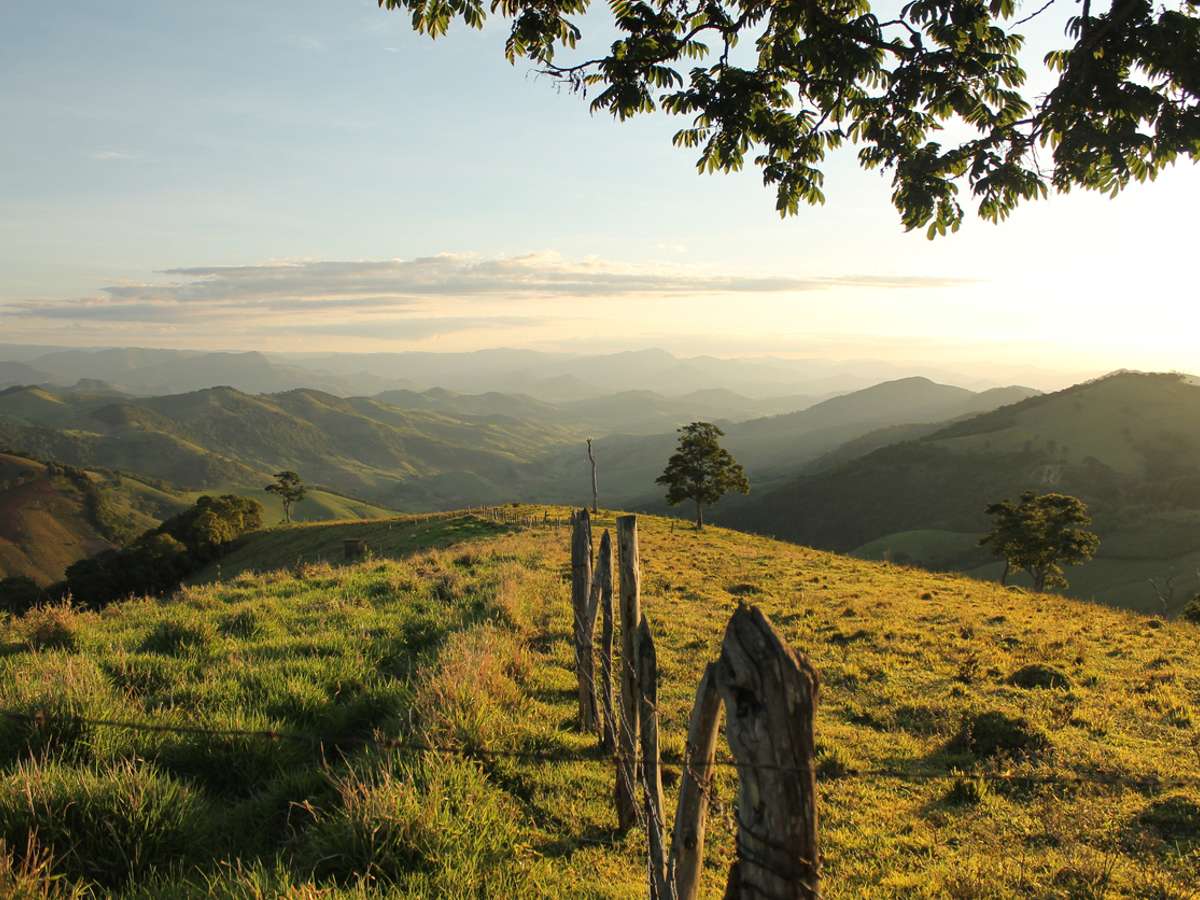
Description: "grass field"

(1, 508), (1198, 897)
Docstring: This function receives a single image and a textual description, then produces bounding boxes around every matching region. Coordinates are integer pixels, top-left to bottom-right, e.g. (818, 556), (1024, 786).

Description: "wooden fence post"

(614, 514), (641, 832)
(716, 604), (820, 900)
(571, 509), (598, 733)
(638, 615), (668, 900)
(596, 529), (616, 752)
(668, 661), (722, 900)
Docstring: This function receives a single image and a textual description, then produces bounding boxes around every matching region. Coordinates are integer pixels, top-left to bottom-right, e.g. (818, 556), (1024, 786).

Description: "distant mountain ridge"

(724, 371), (1200, 611)
(2, 344), (1059, 401)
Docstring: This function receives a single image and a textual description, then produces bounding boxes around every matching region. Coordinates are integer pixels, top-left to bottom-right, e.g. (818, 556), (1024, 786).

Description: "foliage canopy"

(266, 471), (306, 523)
(381, 0), (1199, 236)
(980, 490), (1100, 591)
(657, 421), (749, 527)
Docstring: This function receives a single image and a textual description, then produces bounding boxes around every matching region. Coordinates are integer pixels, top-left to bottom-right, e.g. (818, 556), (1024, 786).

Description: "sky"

(0, 0), (1196, 383)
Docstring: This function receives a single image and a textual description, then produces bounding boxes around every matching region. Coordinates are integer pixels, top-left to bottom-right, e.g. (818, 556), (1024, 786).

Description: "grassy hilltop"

(1, 510), (1198, 897)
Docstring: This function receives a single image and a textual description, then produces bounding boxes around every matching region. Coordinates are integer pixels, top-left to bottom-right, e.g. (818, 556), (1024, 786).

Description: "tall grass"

(0, 508), (1195, 896)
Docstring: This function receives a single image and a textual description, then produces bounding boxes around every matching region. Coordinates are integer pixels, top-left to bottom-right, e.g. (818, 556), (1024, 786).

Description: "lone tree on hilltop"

(981, 491), (1100, 592)
(379, 0), (1199, 236)
(266, 471), (306, 523)
(657, 422), (749, 529)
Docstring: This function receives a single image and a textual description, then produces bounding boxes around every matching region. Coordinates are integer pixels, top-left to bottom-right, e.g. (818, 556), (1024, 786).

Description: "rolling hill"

(514, 377), (1041, 509)
(0, 509), (1195, 895)
(726, 372), (1200, 611)
(0, 377), (1038, 516)
(0, 452), (189, 584)
(0, 384), (588, 508)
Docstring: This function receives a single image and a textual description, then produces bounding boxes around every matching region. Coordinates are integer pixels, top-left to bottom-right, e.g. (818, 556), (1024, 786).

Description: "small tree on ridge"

(657, 422), (749, 529)
(266, 471), (306, 523)
(980, 491), (1100, 593)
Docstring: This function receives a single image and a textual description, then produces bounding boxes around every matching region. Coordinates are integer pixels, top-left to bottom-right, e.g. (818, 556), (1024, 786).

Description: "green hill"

(0, 510), (1196, 896)
(727, 372), (1200, 612)
(0, 385), (586, 507)
(0, 452), (190, 584)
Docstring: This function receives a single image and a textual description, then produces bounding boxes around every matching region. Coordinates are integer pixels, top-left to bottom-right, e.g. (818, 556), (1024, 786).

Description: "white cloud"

(3, 251), (971, 327)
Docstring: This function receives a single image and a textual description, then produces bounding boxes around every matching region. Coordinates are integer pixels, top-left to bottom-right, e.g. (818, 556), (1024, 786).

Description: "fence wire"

(2, 709), (1198, 789)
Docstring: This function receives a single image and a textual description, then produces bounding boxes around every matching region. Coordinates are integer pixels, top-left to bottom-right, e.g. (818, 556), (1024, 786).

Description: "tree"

(0, 576), (45, 616)
(380, 0), (1198, 236)
(980, 491), (1100, 592)
(265, 471), (306, 523)
(657, 422), (749, 528)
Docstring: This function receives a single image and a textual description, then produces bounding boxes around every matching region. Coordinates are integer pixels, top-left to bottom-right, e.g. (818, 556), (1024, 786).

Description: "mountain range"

(0, 344), (1059, 401)
(724, 372), (1200, 612)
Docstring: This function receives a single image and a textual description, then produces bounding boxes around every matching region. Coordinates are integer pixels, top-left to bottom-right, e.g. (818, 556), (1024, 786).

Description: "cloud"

(280, 316), (549, 339)
(91, 150), (137, 161)
(3, 252), (971, 326)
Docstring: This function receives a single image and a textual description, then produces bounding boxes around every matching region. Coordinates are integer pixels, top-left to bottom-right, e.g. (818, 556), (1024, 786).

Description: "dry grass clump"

(13, 603), (86, 652)
(411, 624), (530, 752)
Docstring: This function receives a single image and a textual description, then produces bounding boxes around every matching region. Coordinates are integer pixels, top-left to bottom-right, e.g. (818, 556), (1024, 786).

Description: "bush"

(1007, 664), (1072, 690)
(1181, 595), (1200, 624)
(0, 759), (209, 887)
(0, 577), (45, 617)
(951, 710), (1049, 758)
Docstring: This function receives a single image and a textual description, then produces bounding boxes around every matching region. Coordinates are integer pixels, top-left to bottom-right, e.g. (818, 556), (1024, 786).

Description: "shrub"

(0, 577), (45, 617)
(1181, 595), (1200, 624)
(0, 759), (209, 887)
(951, 710), (1049, 758)
(1008, 664), (1072, 690)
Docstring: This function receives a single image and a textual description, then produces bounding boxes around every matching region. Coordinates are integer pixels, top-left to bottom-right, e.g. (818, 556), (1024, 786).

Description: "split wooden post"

(586, 438), (599, 513)
(595, 529), (616, 753)
(614, 514), (641, 832)
(667, 661), (723, 900)
(571, 509), (598, 732)
(716, 604), (821, 900)
(638, 615), (668, 900)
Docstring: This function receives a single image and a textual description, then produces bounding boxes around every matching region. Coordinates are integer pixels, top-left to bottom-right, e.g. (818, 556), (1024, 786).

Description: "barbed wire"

(3, 709), (1198, 789)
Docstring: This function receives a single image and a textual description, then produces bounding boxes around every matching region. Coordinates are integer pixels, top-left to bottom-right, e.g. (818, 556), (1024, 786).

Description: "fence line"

(2, 709), (1195, 789)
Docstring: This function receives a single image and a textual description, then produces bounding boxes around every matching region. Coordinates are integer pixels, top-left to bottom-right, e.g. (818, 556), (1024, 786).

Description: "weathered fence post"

(571, 508), (598, 732)
(638, 614), (668, 900)
(615, 514), (641, 832)
(596, 529), (616, 752)
(587, 438), (599, 513)
(716, 604), (820, 899)
(668, 661), (722, 900)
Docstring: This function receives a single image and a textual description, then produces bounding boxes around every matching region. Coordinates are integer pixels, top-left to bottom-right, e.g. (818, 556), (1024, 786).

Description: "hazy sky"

(1, 0), (1195, 379)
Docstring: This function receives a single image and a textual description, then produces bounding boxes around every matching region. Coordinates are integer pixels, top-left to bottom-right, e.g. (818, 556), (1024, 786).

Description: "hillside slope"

(0, 385), (586, 506)
(515, 378), (1041, 508)
(0, 453), (188, 583)
(728, 372), (1200, 611)
(0, 511), (1195, 896)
